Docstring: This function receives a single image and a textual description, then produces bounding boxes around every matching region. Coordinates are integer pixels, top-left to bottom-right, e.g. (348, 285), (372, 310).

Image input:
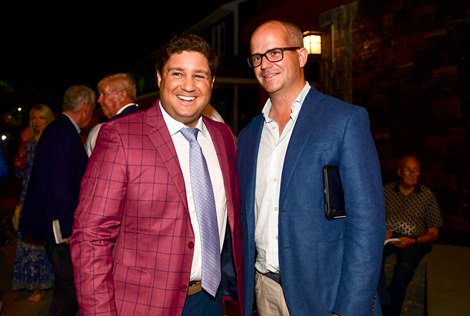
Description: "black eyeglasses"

(247, 47), (300, 68)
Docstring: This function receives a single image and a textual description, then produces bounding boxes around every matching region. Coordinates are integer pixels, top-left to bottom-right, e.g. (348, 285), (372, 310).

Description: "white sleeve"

(85, 123), (102, 157)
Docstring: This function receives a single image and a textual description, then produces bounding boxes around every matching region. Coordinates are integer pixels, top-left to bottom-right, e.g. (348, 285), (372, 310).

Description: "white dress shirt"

(160, 103), (228, 281)
(255, 83), (310, 274)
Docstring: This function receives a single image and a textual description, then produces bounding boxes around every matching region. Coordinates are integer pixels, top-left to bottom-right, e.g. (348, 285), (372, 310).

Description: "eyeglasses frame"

(247, 47), (301, 68)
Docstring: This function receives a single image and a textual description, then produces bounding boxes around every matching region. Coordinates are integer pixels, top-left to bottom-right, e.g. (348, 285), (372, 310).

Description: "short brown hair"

(155, 33), (218, 80)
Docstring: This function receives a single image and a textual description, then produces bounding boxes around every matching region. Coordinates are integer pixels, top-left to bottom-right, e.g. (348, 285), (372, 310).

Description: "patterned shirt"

(384, 181), (443, 236)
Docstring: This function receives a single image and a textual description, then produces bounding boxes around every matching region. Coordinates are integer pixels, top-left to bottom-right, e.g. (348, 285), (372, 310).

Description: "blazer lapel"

(279, 89), (326, 205)
(241, 115), (264, 222)
(145, 102), (189, 210)
(204, 119), (234, 223)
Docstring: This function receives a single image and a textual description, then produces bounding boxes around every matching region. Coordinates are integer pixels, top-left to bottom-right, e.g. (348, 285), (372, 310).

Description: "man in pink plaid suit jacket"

(70, 33), (243, 315)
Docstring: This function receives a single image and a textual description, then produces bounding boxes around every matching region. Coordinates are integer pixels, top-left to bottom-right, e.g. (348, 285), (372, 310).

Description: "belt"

(263, 271), (281, 285)
(187, 280), (202, 296)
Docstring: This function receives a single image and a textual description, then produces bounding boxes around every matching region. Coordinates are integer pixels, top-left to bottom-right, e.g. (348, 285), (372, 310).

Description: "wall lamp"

(302, 31), (322, 55)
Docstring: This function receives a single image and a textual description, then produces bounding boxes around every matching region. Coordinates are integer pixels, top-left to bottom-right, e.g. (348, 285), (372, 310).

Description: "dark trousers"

(378, 242), (431, 316)
(44, 241), (78, 316)
(182, 286), (223, 316)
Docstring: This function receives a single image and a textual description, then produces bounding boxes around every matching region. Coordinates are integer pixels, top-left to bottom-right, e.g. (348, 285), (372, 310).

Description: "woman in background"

(12, 104), (55, 304)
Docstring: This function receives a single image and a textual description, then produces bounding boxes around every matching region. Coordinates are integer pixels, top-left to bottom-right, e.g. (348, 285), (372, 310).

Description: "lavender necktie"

(180, 127), (221, 297)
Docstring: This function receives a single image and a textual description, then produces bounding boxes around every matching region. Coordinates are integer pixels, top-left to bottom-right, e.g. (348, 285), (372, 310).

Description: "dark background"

(1, 0), (469, 248)
(0, 1), (233, 112)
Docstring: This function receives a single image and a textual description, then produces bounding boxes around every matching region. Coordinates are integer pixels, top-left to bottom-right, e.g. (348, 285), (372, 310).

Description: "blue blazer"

(20, 114), (89, 242)
(238, 87), (386, 315)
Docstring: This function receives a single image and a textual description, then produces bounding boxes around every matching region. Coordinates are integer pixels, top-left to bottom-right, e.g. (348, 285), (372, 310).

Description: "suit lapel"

(242, 116), (264, 223)
(145, 103), (189, 210)
(205, 119), (233, 223)
(279, 89), (326, 205)
(205, 120), (228, 183)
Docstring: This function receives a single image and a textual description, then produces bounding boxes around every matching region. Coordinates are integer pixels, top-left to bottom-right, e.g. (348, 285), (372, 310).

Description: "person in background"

(19, 85), (96, 315)
(12, 104), (55, 304)
(70, 33), (244, 315)
(0, 143), (12, 246)
(85, 72), (139, 156)
(237, 20), (385, 315)
(0, 141), (8, 181)
(379, 155), (443, 316)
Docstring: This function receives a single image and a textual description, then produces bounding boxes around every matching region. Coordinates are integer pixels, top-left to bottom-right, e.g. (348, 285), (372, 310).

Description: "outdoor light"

(303, 31), (322, 55)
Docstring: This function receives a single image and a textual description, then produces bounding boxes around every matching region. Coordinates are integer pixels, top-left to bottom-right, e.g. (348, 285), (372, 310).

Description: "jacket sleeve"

(333, 107), (386, 314)
(70, 124), (126, 315)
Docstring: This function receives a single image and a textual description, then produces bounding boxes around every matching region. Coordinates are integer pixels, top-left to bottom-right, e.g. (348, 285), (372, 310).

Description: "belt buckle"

(187, 281), (202, 296)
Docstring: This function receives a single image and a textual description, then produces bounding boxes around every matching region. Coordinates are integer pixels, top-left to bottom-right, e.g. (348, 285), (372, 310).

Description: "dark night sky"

(0, 1), (233, 112)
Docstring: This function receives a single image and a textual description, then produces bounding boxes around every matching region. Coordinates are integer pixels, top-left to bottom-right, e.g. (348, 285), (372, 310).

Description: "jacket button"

(188, 241), (194, 249)
(181, 285), (188, 293)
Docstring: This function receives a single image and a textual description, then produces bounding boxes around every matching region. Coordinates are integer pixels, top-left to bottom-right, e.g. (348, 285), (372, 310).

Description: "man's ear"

(81, 103), (90, 117)
(118, 90), (127, 102)
(156, 72), (162, 88)
(298, 47), (309, 68)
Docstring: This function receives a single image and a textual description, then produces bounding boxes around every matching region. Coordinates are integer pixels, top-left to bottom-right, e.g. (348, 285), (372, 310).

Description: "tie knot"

(180, 127), (199, 142)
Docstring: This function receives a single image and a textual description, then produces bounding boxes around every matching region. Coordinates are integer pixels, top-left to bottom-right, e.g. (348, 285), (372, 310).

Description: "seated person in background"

(379, 155), (443, 316)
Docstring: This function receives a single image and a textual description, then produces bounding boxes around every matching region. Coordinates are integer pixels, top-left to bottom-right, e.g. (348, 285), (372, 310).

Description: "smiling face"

(157, 51), (214, 127)
(250, 21), (308, 97)
(398, 156), (421, 189)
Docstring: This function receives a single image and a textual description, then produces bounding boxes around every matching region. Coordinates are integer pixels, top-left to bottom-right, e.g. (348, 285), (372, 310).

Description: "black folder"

(322, 165), (346, 220)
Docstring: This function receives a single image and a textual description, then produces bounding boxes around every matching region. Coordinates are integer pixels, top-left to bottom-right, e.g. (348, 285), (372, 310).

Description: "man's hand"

(391, 236), (415, 248)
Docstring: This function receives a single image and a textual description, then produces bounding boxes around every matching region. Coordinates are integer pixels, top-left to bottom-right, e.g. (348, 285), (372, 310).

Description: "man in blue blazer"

(238, 20), (386, 315)
(20, 84), (96, 315)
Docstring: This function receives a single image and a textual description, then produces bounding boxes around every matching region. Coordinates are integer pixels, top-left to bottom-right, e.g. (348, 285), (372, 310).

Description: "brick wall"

(349, 0), (470, 245)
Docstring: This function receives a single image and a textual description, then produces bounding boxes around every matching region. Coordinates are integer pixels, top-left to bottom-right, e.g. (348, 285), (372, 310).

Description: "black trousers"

(44, 241), (78, 316)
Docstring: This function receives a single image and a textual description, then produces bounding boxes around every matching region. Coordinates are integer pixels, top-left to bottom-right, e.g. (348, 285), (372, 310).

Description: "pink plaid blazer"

(70, 102), (244, 315)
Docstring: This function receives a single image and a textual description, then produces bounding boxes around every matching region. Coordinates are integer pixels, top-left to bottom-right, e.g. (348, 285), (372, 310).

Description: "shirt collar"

(159, 102), (207, 137)
(116, 103), (137, 115)
(393, 181), (422, 194)
(261, 81), (311, 122)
